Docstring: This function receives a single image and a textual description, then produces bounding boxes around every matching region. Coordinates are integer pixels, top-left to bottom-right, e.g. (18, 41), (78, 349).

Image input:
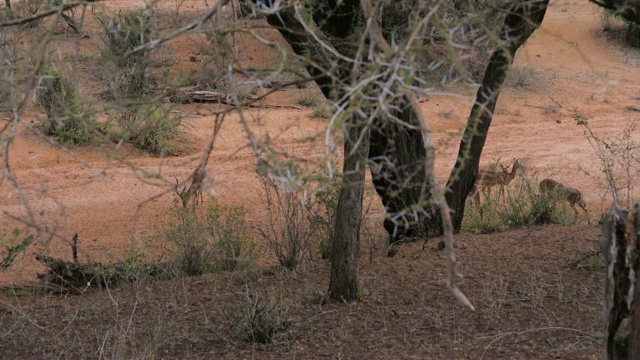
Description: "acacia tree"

(253, 0), (550, 245)
(247, 0), (548, 301)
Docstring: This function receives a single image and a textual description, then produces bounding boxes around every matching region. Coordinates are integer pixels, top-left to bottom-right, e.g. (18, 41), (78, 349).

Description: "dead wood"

(603, 203), (640, 359)
(166, 86), (303, 110)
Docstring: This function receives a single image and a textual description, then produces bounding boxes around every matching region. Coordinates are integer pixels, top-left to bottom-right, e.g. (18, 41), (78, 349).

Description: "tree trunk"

(603, 203), (640, 360)
(4, 0), (10, 10)
(445, 0), (550, 233)
(328, 118), (369, 302)
(369, 105), (441, 242)
(625, 22), (640, 48)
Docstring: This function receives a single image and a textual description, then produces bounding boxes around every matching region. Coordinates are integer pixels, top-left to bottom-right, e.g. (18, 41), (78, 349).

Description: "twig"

(480, 326), (596, 359)
(125, 0), (230, 57)
(0, 1), (88, 28)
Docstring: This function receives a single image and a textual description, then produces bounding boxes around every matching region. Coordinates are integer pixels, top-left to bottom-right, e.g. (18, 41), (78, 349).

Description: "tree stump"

(603, 202), (640, 359)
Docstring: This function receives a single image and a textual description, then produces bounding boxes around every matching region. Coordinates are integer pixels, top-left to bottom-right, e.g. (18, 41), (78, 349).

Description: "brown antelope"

(539, 178), (590, 224)
(469, 158), (522, 213)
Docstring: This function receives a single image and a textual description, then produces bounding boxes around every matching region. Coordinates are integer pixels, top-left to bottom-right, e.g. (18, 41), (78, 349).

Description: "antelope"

(469, 158), (522, 212)
(539, 178), (590, 224)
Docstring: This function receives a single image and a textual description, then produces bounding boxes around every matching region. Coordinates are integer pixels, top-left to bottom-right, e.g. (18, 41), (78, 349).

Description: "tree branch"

(0, 1), (87, 28)
(125, 0), (230, 57)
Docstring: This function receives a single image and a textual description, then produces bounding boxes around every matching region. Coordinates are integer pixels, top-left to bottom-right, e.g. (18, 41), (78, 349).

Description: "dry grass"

(0, 224), (604, 359)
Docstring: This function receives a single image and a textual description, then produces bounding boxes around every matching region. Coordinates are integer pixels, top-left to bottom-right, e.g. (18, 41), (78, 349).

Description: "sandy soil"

(0, 0), (637, 357)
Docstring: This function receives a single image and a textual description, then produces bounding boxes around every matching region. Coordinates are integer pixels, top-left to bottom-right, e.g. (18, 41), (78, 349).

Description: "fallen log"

(166, 87), (304, 110)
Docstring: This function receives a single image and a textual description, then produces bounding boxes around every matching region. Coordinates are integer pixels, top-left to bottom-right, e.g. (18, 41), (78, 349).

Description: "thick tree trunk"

(603, 203), (640, 360)
(329, 118), (369, 302)
(369, 105), (441, 241)
(445, 0), (550, 233)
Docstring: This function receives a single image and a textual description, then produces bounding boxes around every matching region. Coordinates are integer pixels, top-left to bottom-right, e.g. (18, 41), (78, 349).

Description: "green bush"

(164, 200), (258, 277)
(97, 9), (154, 67)
(407, 0), (505, 83)
(462, 175), (574, 234)
(313, 183), (339, 259)
(0, 230), (32, 271)
(98, 9), (155, 99)
(36, 67), (97, 146)
(123, 105), (183, 155)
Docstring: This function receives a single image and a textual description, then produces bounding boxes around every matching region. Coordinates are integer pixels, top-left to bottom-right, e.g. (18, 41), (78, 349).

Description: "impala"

(539, 178), (590, 224)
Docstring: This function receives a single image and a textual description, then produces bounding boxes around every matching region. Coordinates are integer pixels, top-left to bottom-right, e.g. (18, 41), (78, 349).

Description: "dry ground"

(1, 0), (638, 358)
(1, 225), (602, 359)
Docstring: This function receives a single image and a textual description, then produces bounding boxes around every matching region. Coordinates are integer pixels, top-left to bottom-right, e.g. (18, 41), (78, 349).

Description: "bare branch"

(125, 0), (231, 57)
(0, 1), (88, 28)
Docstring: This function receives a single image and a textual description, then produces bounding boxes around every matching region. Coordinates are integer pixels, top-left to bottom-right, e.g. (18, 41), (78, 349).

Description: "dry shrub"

(164, 200), (258, 277)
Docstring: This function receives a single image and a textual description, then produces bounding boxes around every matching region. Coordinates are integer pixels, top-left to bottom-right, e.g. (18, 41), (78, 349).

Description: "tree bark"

(602, 203), (640, 360)
(445, 0), (550, 233)
(329, 118), (369, 302)
(369, 105), (440, 241)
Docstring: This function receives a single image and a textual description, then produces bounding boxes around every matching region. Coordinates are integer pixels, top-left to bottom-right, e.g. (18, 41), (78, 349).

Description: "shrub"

(257, 173), (328, 269)
(312, 103), (333, 119)
(600, 8), (640, 48)
(98, 9), (154, 68)
(296, 94), (322, 107)
(506, 65), (538, 88)
(97, 9), (155, 99)
(462, 173), (574, 234)
(409, 1), (504, 83)
(125, 105), (184, 156)
(164, 200), (258, 277)
(4, 0), (46, 29)
(0, 230), (32, 271)
(582, 120), (639, 209)
(36, 67), (97, 146)
(313, 183), (339, 259)
(233, 289), (290, 344)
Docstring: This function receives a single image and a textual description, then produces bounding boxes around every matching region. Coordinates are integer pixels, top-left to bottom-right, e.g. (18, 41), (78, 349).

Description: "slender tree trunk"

(329, 118), (369, 302)
(445, 0), (550, 233)
(4, 0), (10, 10)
